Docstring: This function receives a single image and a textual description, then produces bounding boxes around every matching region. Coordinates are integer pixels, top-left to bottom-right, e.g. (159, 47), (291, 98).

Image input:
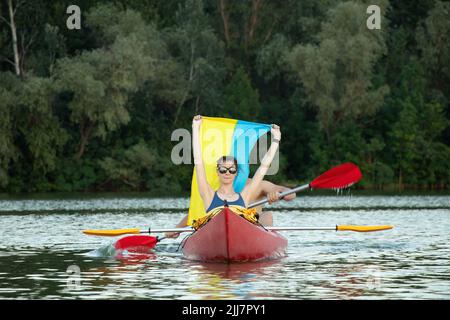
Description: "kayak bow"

(182, 207), (287, 262)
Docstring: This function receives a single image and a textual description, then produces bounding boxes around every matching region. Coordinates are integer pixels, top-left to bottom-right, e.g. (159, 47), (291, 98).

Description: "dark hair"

(216, 156), (238, 169)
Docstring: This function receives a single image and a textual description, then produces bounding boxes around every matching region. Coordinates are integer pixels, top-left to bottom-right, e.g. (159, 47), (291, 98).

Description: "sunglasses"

(217, 166), (237, 175)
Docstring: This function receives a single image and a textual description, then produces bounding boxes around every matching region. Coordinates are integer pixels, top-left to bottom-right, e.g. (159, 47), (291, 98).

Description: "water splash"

(86, 242), (116, 258)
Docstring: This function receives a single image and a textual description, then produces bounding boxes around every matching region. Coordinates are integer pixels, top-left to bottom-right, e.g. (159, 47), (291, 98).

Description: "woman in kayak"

(166, 115), (285, 237)
(192, 115), (281, 214)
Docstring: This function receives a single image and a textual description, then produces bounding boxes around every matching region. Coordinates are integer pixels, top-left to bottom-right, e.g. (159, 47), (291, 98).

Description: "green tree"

(0, 0), (448, 192)
(0, 73), (18, 187)
(166, 0), (226, 124)
(287, 1), (389, 139)
(99, 141), (156, 190)
(54, 4), (171, 159)
(17, 75), (68, 171)
(224, 66), (260, 119)
(416, 0), (450, 147)
(389, 99), (419, 189)
(415, 102), (450, 187)
(416, 0), (450, 96)
(256, 34), (290, 82)
(385, 57), (449, 189)
(0, 72), (67, 188)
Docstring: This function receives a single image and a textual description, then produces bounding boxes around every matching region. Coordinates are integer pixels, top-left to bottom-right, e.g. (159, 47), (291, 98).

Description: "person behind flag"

(166, 115), (289, 237)
(192, 115), (280, 214)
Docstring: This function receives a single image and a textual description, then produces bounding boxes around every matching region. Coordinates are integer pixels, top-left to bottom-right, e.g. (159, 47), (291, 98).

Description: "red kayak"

(182, 207), (287, 262)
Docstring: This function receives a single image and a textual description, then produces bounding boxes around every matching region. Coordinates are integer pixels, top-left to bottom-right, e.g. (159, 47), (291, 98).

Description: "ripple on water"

(0, 195), (449, 299)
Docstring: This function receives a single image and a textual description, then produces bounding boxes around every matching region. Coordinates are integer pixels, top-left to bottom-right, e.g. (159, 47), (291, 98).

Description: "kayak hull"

(182, 207), (287, 262)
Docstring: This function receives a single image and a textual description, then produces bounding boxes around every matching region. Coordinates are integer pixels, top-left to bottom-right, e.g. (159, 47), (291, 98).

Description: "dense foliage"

(0, 0), (449, 193)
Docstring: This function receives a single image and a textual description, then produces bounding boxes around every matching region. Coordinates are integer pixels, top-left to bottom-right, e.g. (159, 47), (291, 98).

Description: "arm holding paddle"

(245, 179), (296, 205)
(252, 181), (296, 226)
(263, 181), (296, 204)
(165, 215), (188, 238)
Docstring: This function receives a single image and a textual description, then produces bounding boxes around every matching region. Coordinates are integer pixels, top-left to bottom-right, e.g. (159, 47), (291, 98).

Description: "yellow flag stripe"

(187, 117), (237, 225)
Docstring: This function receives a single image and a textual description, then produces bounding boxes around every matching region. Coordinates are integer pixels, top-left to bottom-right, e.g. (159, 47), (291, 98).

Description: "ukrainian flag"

(187, 117), (271, 225)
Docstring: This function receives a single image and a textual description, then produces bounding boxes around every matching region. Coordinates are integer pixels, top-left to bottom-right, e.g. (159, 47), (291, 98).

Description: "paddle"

(267, 225), (393, 232)
(114, 235), (166, 253)
(84, 224), (392, 236)
(83, 227), (193, 237)
(248, 162), (362, 208)
(83, 162), (386, 238)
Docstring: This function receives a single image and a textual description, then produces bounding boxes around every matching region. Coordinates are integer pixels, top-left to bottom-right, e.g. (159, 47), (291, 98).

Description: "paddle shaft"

(143, 226), (334, 233)
(143, 227), (194, 233)
(269, 225), (393, 232)
(267, 226), (336, 231)
(138, 225), (391, 233)
(248, 183), (309, 209)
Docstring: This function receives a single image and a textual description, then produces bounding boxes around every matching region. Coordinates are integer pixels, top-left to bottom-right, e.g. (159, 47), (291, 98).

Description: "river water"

(0, 193), (449, 299)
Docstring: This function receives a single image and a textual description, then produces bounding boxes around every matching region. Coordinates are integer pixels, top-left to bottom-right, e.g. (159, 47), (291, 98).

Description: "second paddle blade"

(337, 225), (393, 232)
(83, 228), (141, 236)
(310, 162), (362, 189)
(115, 235), (158, 252)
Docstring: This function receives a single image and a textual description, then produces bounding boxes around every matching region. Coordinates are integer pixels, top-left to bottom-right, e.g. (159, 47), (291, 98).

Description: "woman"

(192, 115), (281, 212)
(166, 115), (281, 237)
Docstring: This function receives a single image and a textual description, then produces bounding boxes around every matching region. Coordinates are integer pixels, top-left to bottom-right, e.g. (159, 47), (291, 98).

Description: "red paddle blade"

(310, 163), (362, 189)
(114, 235), (158, 253)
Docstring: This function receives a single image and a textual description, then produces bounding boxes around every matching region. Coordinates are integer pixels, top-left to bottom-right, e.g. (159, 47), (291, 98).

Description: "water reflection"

(195, 259), (281, 280)
(323, 263), (385, 299)
(185, 260), (283, 299)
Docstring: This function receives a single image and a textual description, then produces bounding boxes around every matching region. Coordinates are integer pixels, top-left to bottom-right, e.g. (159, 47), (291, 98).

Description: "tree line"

(0, 0), (449, 193)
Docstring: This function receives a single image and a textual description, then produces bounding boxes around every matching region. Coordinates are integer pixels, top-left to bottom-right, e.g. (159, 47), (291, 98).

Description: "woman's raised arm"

(192, 115), (214, 206)
(241, 124), (281, 205)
